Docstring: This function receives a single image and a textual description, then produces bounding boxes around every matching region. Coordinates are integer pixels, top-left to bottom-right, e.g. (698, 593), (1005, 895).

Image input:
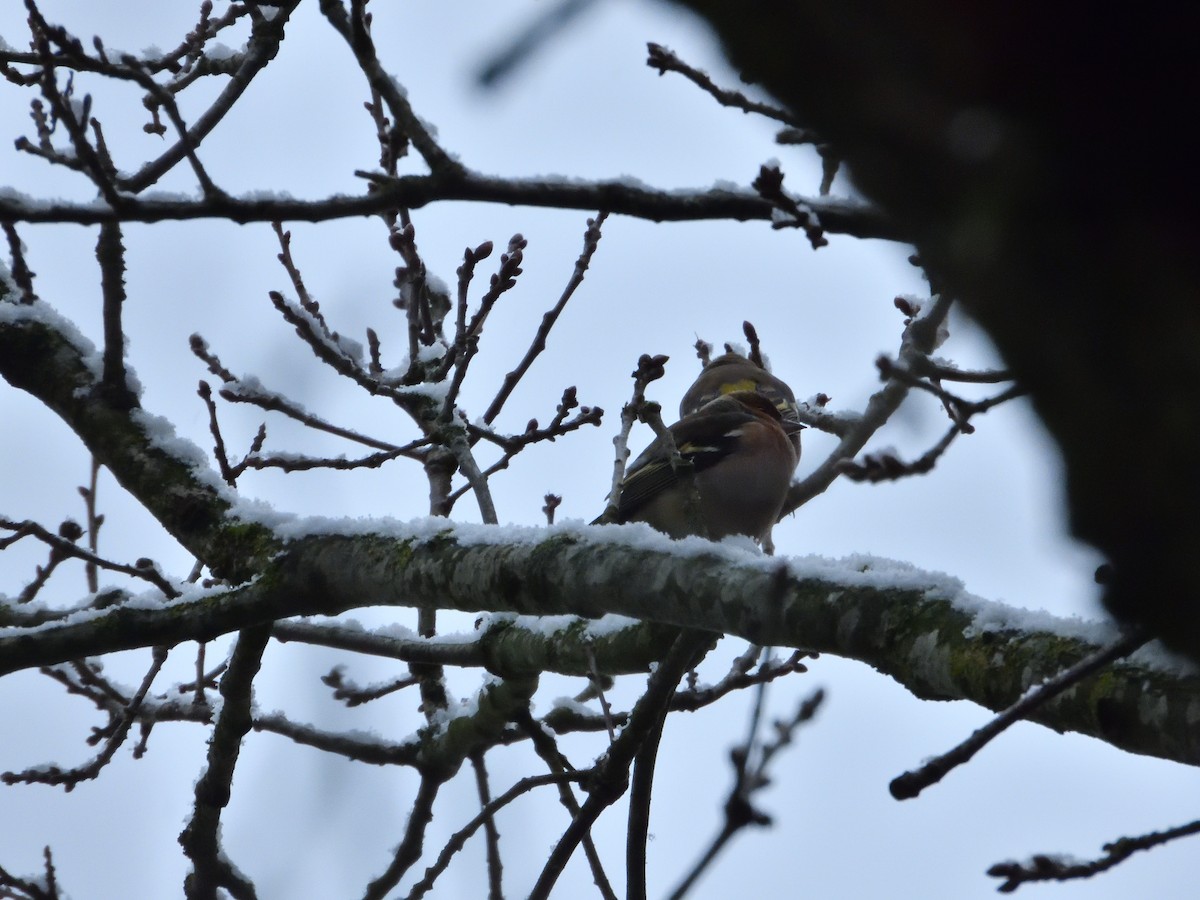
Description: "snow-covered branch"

(1, 521), (1196, 768)
(0, 168), (894, 238)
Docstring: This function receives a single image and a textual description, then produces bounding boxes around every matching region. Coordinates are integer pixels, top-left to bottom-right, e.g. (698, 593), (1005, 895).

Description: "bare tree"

(1, 3), (1196, 898)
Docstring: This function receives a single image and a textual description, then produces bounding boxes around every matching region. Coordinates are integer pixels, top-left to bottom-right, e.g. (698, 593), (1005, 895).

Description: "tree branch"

(1, 526), (1196, 768)
(0, 169), (894, 238)
(0, 303), (280, 580)
(179, 625), (270, 900)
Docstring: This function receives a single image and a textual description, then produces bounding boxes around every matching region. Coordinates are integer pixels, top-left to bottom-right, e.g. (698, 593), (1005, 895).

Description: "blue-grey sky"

(1, 3), (1192, 898)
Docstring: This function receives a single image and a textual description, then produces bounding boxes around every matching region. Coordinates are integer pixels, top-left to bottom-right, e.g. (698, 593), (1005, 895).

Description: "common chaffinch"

(679, 352), (804, 460)
(604, 390), (799, 541)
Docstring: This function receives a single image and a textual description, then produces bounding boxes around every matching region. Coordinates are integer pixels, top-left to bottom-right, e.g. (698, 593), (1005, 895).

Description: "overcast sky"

(1, 3), (1195, 898)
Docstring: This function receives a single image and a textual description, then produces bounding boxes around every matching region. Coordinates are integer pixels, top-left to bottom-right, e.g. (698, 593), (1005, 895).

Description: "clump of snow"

(770, 208), (796, 227)
(423, 674), (505, 736)
(0, 186), (37, 205)
(0, 578), (229, 640)
(548, 696), (602, 717)
(131, 409), (231, 497)
(611, 174), (653, 192)
(240, 189), (298, 202)
(138, 189), (197, 204)
(386, 74), (408, 98)
(0, 260), (16, 296)
(1129, 642), (1200, 677)
(393, 379), (451, 402)
(205, 41), (240, 61)
(723, 341), (748, 358)
(584, 614), (645, 638)
(417, 342), (448, 363)
(0, 299), (105, 384)
(333, 332), (364, 361)
(808, 400), (858, 422)
(222, 376), (310, 415)
(508, 614), (582, 637)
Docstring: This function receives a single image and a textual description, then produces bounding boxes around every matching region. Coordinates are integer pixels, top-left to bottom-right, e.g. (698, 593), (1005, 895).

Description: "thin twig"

(646, 43), (804, 129)
(271, 621), (484, 668)
(598, 353), (669, 523)
(404, 771), (587, 900)
(389, 221), (436, 380)
(988, 817), (1200, 892)
(217, 379), (426, 454)
(529, 629), (712, 900)
(81, 457), (102, 592)
(514, 710), (618, 900)
(0, 845), (61, 900)
(911, 356), (1013, 384)
(752, 163), (828, 249)
(448, 397), (602, 508)
(481, 212), (607, 425)
(469, 752), (504, 899)
(1, 222), (37, 303)
(237, 446), (419, 474)
(179, 626), (271, 900)
(445, 427), (498, 524)
(320, 0), (463, 176)
(95, 220), (129, 404)
(324, 668), (418, 707)
(668, 684), (824, 900)
(0, 516), (179, 598)
(23, 5), (122, 206)
(441, 235), (526, 414)
(890, 627), (1152, 800)
(121, 3), (298, 194)
(584, 645), (617, 743)
(837, 423), (962, 483)
(784, 293), (955, 514)
(196, 382), (236, 485)
(362, 775), (441, 900)
(625, 679), (672, 900)
(22, 3), (238, 201)
(0, 168), (896, 240)
(1, 646), (168, 790)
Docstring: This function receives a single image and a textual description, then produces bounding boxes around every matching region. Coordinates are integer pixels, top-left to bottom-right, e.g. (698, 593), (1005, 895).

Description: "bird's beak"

(775, 399), (806, 432)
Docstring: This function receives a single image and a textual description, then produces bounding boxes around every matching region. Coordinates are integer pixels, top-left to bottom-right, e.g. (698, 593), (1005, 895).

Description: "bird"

(601, 390), (800, 541)
(679, 351), (804, 460)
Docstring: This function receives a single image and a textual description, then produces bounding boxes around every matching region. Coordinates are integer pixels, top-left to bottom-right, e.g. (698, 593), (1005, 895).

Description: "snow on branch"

(1, 520), (1196, 769)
